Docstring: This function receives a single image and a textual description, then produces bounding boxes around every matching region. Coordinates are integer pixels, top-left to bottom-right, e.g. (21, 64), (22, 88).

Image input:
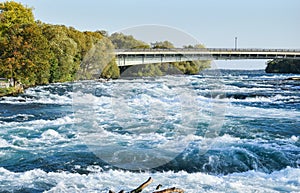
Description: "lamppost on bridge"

(235, 37), (238, 50)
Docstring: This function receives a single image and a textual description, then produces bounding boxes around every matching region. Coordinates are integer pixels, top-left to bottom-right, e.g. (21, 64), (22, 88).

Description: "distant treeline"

(0, 1), (211, 88)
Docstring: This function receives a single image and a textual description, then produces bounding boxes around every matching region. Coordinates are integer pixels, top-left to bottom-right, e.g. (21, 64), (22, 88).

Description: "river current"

(0, 70), (299, 192)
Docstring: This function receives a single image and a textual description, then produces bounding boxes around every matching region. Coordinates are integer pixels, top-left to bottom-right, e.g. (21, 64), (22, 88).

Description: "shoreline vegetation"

(0, 86), (23, 97)
(265, 59), (300, 74)
(0, 1), (210, 97)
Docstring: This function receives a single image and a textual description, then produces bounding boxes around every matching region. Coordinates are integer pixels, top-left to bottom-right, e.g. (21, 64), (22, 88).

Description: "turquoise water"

(0, 70), (299, 192)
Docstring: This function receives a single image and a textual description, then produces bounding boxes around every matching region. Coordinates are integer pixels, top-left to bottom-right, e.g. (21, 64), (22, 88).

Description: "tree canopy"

(0, 1), (51, 85)
(0, 1), (34, 28)
(0, 1), (210, 88)
(109, 32), (150, 49)
(151, 41), (175, 49)
(0, 1), (120, 86)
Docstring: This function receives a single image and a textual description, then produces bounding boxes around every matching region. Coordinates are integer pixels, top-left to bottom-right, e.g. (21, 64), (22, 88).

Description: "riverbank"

(0, 86), (24, 97)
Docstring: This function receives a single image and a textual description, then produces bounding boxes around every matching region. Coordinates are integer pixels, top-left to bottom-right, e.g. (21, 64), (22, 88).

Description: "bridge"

(115, 48), (300, 66)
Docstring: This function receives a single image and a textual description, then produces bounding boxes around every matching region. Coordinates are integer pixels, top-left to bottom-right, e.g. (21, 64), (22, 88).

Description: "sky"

(6, 0), (300, 69)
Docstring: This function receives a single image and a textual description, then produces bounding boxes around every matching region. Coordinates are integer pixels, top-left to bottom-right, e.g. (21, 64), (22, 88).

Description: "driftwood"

(153, 187), (184, 193)
(109, 190), (125, 193)
(130, 177), (154, 193)
(109, 177), (184, 193)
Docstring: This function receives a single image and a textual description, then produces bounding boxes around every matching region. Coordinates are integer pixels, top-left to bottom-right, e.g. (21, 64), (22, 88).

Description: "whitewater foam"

(291, 135), (299, 142)
(0, 70), (299, 192)
(226, 104), (300, 119)
(0, 167), (299, 193)
(0, 83), (73, 105)
(0, 115), (77, 130)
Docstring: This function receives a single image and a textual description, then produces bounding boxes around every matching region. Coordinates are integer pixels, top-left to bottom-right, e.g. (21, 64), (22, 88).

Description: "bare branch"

(153, 187), (184, 193)
(130, 177), (153, 193)
(108, 177), (184, 193)
(156, 184), (163, 190)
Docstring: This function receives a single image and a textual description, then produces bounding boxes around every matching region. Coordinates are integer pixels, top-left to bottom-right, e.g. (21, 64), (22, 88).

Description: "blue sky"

(8, 0), (300, 69)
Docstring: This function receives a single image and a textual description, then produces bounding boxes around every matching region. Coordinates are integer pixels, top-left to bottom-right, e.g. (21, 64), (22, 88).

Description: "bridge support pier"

(119, 66), (131, 74)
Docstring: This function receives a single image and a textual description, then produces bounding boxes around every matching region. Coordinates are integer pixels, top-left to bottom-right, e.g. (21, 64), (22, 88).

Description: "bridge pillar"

(119, 66), (130, 74)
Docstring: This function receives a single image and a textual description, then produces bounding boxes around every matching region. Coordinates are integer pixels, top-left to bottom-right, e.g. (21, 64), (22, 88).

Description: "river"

(0, 70), (299, 192)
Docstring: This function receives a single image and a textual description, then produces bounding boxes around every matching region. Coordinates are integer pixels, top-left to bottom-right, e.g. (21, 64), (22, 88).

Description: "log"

(153, 187), (184, 193)
(108, 189), (124, 193)
(130, 177), (153, 193)
(108, 177), (184, 193)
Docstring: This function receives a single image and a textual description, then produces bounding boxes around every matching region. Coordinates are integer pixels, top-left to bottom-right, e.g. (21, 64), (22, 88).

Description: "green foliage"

(95, 30), (108, 37)
(151, 41), (174, 49)
(109, 33), (150, 49)
(0, 23), (52, 85)
(78, 36), (115, 80)
(121, 60), (210, 78)
(183, 44), (205, 49)
(100, 58), (120, 79)
(0, 87), (17, 96)
(0, 1), (115, 87)
(0, 83), (23, 96)
(171, 60), (210, 75)
(0, 2), (52, 86)
(121, 64), (165, 77)
(266, 59), (300, 74)
(40, 24), (80, 82)
(0, 1), (34, 37)
(174, 44), (210, 74)
(0, 1), (211, 88)
(40, 24), (116, 82)
(23, 23), (52, 85)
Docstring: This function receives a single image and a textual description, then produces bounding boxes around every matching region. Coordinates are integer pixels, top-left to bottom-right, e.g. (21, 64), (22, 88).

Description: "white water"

(0, 167), (299, 193)
(0, 70), (299, 192)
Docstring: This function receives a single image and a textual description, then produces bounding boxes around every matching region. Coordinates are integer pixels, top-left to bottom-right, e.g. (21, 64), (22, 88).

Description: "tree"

(183, 44), (205, 49)
(0, 1), (34, 30)
(41, 24), (116, 81)
(23, 23), (52, 84)
(40, 24), (81, 82)
(0, 2), (51, 86)
(0, 1), (120, 86)
(77, 32), (115, 80)
(110, 32), (150, 49)
(100, 58), (120, 79)
(151, 41), (174, 49)
(0, 23), (52, 86)
(95, 30), (108, 37)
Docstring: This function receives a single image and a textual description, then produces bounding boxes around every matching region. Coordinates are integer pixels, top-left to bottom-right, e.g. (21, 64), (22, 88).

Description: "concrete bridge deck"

(115, 48), (300, 66)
